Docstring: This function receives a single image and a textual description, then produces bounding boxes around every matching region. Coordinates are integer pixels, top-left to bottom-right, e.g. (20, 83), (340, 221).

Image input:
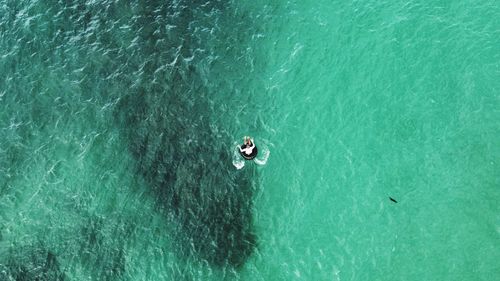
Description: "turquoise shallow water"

(0, 0), (499, 280)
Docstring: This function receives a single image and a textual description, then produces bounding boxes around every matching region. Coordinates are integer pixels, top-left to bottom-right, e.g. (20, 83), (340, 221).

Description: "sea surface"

(0, 0), (499, 280)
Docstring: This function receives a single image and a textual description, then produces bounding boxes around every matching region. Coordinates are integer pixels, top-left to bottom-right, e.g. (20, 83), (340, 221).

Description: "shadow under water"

(77, 215), (129, 281)
(116, 0), (259, 268)
(118, 67), (258, 269)
(0, 244), (66, 281)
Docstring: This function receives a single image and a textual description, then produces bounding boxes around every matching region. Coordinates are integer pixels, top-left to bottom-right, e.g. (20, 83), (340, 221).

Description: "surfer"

(239, 136), (258, 160)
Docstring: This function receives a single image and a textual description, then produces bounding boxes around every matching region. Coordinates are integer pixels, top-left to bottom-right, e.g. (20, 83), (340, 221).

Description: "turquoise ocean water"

(0, 1), (498, 280)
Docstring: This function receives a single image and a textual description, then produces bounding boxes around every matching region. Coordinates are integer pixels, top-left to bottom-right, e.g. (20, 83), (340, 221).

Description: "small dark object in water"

(389, 197), (398, 203)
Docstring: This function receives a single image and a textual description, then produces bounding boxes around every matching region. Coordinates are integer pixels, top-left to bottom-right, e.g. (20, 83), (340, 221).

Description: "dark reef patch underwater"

(0, 243), (66, 281)
(116, 0), (259, 267)
(0, 0), (265, 279)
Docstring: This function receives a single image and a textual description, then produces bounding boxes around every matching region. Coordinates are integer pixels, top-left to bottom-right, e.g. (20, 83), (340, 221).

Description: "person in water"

(239, 136), (255, 156)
